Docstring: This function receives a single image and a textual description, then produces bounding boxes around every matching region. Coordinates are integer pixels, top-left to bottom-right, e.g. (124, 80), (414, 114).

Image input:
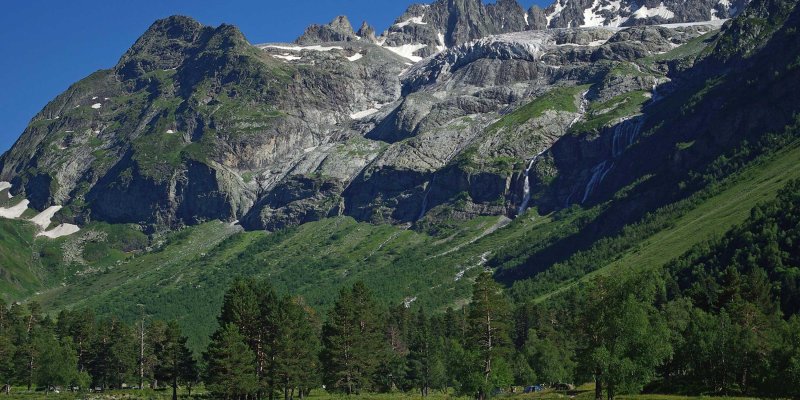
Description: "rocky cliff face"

(0, 0), (749, 233)
(544, 0), (750, 28)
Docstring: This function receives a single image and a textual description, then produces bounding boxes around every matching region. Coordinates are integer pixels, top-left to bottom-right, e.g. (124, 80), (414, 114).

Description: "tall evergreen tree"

(0, 335), (15, 394)
(321, 282), (386, 394)
(55, 309), (96, 374)
(90, 318), (136, 389)
(32, 332), (80, 394)
(204, 323), (258, 400)
(155, 321), (197, 400)
(274, 297), (320, 400)
(466, 272), (512, 400)
(406, 308), (440, 396)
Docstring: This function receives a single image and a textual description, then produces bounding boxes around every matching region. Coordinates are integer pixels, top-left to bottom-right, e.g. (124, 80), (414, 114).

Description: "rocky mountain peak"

(295, 15), (359, 44)
(115, 15), (210, 79)
(357, 21), (378, 43)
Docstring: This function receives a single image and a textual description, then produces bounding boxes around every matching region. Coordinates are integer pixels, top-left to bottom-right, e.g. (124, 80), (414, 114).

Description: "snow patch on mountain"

(273, 54), (302, 61)
(38, 223), (80, 239)
(395, 15), (428, 28)
(383, 43), (427, 62)
(347, 53), (364, 62)
(0, 199), (29, 219)
(547, 0), (567, 26)
(30, 205), (62, 229)
(582, 0), (607, 26)
(260, 44), (344, 52)
(632, 3), (675, 19)
(350, 103), (387, 119)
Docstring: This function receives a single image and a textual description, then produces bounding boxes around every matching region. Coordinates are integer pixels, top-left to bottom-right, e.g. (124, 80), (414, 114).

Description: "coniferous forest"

(2, 180), (800, 399)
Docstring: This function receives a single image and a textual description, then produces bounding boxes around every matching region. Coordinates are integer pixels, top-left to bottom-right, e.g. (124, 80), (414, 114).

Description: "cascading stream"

(418, 175), (437, 220)
(611, 117), (645, 158)
(581, 116), (645, 203)
(517, 148), (548, 215)
(582, 161), (613, 203)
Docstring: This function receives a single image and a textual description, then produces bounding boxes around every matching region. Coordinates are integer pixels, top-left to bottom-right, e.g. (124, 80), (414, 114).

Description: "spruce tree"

(0, 335), (15, 394)
(407, 307), (437, 396)
(155, 321), (197, 400)
(321, 282), (385, 394)
(204, 323), (258, 400)
(466, 272), (512, 400)
(32, 332), (79, 394)
(275, 297), (320, 400)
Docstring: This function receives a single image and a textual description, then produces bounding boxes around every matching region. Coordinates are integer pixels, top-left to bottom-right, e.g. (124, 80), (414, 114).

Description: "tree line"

(0, 303), (196, 399)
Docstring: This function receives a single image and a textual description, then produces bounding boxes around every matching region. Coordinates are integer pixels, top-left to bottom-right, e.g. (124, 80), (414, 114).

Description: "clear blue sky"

(0, 0), (546, 154)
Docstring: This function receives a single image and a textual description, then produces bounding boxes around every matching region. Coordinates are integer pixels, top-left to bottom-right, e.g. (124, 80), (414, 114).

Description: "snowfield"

(383, 43), (427, 62)
(30, 205), (62, 229)
(0, 199), (30, 219)
(38, 223), (81, 239)
(395, 15), (427, 28)
(347, 53), (364, 62)
(260, 44), (343, 52)
(632, 3), (675, 19)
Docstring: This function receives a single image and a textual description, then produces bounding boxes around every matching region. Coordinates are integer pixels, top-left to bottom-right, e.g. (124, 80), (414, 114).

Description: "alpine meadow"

(1, 0), (799, 399)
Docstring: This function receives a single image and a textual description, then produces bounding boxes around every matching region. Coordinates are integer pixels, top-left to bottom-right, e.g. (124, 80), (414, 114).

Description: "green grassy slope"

(27, 216), (522, 349)
(11, 136), (800, 351)
(532, 140), (800, 302)
(0, 219), (40, 298)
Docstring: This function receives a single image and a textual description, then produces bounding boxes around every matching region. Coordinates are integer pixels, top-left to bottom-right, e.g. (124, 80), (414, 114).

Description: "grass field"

(0, 382), (769, 400)
(0, 386), (766, 400)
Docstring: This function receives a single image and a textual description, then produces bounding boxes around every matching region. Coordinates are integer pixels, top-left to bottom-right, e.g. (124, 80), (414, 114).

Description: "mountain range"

(1, 0), (799, 350)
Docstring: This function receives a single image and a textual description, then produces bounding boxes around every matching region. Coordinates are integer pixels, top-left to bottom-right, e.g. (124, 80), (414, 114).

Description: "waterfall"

(418, 176), (436, 220)
(568, 90), (590, 129)
(651, 77), (663, 103)
(582, 161), (613, 203)
(517, 149), (548, 215)
(611, 117), (644, 158)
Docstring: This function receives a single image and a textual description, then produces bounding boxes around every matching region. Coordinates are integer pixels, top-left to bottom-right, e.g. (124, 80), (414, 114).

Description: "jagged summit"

(292, 0), (746, 64)
(357, 21), (378, 43)
(544, 0), (749, 28)
(296, 15), (361, 44)
(116, 15), (252, 80)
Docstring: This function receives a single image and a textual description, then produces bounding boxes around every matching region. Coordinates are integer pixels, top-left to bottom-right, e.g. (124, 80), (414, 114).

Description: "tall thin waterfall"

(517, 149), (548, 215)
(611, 117), (645, 158)
(418, 176), (436, 220)
(582, 161), (613, 203)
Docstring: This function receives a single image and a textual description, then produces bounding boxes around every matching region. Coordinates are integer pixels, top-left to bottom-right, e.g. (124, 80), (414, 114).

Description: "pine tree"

(407, 308), (438, 396)
(275, 297), (320, 400)
(32, 332), (79, 394)
(0, 335), (15, 394)
(219, 279), (277, 397)
(55, 309), (96, 374)
(90, 318), (136, 389)
(321, 282), (386, 394)
(155, 321), (197, 400)
(204, 323), (258, 400)
(13, 302), (43, 391)
(466, 272), (512, 400)
(256, 281), (283, 400)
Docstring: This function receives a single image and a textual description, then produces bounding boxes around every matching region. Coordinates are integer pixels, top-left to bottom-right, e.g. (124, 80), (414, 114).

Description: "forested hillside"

(3, 174), (800, 398)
